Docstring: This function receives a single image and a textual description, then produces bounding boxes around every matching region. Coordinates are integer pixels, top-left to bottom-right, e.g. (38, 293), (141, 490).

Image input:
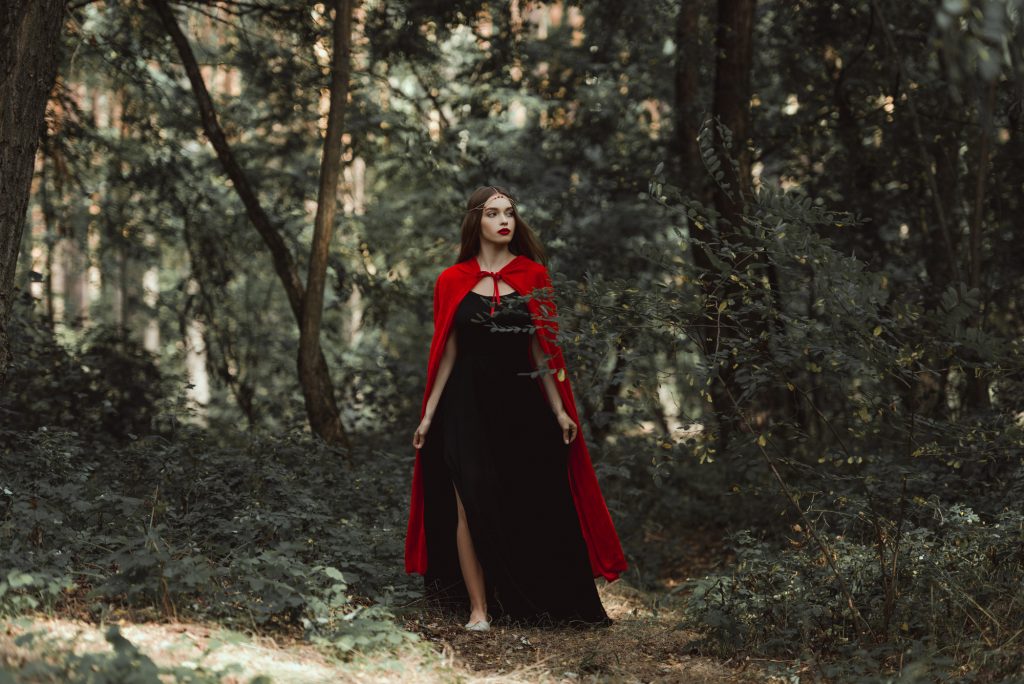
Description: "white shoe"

(464, 614), (491, 631)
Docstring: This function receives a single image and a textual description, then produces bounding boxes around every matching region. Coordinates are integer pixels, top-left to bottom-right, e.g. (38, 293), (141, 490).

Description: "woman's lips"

(498, 228), (511, 235)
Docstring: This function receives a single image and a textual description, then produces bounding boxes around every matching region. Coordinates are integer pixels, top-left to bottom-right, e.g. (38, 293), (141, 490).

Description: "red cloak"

(404, 253), (628, 582)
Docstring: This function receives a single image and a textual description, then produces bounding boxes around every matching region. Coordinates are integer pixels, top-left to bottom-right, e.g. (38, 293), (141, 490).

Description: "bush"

(1, 297), (168, 444)
(0, 424), (416, 657)
(684, 502), (1024, 680)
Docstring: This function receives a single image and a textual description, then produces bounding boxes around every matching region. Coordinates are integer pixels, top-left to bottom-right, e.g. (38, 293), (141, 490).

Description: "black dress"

(420, 289), (610, 628)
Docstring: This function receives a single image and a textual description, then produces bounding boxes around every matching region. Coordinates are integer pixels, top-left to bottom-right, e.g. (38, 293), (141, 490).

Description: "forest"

(2, 0), (1023, 681)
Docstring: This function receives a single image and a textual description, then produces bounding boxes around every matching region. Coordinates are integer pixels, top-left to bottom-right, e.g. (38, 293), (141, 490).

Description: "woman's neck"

(476, 244), (515, 272)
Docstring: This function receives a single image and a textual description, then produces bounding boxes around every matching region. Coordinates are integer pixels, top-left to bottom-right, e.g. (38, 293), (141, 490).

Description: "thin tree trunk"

(712, 0), (755, 213)
(150, 0), (350, 447)
(674, 0), (704, 197)
(965, 80), (996, 410)
(968, 87), (994, 296)
(150, 0), (305, 312)
(118, 235), (128, 337)
(39, 153), (57, 328)
(0, 0), (66, 379)
(299, 0), (355, 446)
(675, 0), (735, 445)
(675, 0), (725, 443)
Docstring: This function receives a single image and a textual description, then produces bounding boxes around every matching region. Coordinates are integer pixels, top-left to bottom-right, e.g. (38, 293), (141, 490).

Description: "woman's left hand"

(556, 410), (578, 444)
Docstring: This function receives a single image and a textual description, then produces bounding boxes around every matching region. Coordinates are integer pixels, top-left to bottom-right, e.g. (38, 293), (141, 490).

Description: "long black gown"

(420, 289), (611, 628)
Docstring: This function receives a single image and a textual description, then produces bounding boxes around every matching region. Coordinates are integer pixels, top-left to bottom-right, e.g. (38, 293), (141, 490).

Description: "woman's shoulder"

(436, 255), (546, 287)
(515, 254), (545, 272)
(440, 254), (545, 272)
(518, 256), (550, 282)
(434, 261), (471, 292)
(437, 260), (470, 283)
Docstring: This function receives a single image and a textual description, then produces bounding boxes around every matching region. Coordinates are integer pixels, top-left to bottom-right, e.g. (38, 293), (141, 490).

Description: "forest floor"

(0, 581), (779, 683)
(0, 531), (791, 683)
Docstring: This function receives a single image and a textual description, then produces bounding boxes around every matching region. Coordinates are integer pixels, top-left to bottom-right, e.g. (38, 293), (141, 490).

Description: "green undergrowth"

(0, 423), (420, 662)
(683, 500), (1024, 683)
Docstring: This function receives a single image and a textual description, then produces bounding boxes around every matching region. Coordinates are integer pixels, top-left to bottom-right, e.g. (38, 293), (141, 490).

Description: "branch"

(148, 0), (307, 320)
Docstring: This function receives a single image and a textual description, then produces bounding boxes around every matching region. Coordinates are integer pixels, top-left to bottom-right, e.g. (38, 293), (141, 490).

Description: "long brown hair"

(455, 185), (548, 267)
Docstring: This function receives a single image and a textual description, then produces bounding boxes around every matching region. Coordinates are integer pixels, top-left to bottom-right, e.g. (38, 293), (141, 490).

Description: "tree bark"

(712, 0), (756, 214)
(150, 0), (350, 447)
(964, 80), (996, 410)
(0, 0), (66, 380)
(673, 0), (704, 197)
(298, 0), (354, 447)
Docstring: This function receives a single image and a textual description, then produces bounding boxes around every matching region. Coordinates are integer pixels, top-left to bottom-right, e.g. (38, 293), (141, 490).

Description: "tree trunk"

(0, 0), (66, 380)
(674, 0), (704, 197)
(712, 0), (755, 214)
(39, 153), (57, 328)
(964, 80), (996, 410)
(150, 0), (350, 447)
(298, 0), (355, 447)
(674, 0), (732, 444)
(692, 0), (758, 450)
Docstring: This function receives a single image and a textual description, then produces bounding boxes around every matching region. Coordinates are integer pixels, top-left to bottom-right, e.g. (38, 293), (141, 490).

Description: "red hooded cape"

(404, 253), (627, 582)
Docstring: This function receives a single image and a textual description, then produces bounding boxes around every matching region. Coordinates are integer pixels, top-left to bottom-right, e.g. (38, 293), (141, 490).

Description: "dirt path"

(1, 580), (778, 683)
(401, 579), (773, 683)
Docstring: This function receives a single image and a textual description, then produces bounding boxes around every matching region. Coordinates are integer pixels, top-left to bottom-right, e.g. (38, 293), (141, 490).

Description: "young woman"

(405, 185), (627, 631)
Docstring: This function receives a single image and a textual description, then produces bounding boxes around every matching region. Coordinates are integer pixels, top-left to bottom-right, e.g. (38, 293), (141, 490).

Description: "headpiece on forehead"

(467, 186), (518, 213)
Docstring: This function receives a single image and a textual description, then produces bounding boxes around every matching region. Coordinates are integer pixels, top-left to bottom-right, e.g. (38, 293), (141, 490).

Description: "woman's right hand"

(412, 416), (432, 449)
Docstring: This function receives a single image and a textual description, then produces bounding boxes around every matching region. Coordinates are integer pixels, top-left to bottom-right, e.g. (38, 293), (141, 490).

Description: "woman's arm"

(531, 332), (565, 416)
(423, 329), (457, 420)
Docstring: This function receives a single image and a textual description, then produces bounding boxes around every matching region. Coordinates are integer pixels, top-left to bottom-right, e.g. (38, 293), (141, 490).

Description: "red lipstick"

(498, 228), (511, 235)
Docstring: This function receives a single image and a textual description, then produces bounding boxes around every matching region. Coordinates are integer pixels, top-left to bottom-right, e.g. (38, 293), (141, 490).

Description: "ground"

(1, 576), (786, 683)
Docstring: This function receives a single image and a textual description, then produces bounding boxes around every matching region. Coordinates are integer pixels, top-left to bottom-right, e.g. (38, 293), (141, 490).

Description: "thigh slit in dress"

(419, 289), (610, 628)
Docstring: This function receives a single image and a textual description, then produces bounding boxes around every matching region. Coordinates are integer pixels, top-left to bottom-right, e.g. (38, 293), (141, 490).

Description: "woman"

(405, 185), (627, 631)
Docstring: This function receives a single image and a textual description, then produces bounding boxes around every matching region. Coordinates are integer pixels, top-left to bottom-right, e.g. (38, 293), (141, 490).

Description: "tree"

(299, 0), (355, 448)
(0, 0), (66, 379)
(674, 0), (706, 199)
(149, 0), (354, 447)
(711, 0), (756, 210)
(676, 0), (761, 448)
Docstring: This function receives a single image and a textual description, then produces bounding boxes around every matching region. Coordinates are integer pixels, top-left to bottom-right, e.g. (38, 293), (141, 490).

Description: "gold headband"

(467, 187), (518, 213)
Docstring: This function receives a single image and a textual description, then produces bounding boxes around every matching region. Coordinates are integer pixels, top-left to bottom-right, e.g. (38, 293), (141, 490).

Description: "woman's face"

(479, 195), (515, 246)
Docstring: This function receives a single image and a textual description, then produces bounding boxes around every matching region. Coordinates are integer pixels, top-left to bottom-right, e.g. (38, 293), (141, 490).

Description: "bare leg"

(453, 484), (488, 623)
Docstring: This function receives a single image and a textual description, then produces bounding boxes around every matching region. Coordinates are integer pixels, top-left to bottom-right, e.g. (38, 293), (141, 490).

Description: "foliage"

(0, 422), (417, 658)
(685, 503), (1024, 682)
(1, 296), (170, 444)
(609, 121), (1024, 678)
(6, 0), (1024, 679)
